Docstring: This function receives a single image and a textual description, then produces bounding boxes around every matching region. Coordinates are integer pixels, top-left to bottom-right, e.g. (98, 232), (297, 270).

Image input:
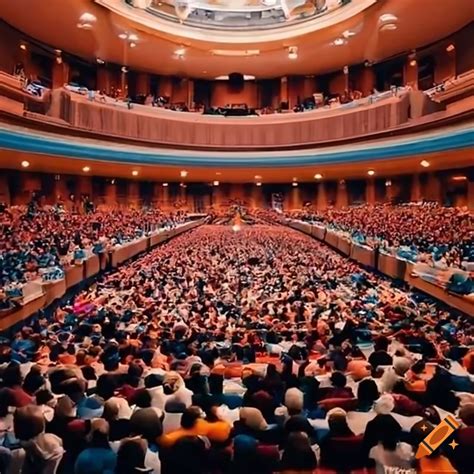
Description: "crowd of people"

(0, 202), (187, 288)
(0, 223), (472, 474)
(289, 203), (473, 269)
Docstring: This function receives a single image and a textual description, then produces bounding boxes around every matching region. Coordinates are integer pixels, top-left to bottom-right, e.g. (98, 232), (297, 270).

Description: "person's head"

(357, 379), (380, 407)
(284, 387), (304, 416)
(284, 415), (314, 438)
(2, 363), (22, 387)
(327, 408), (353, 437)
(374, 394), (395, 415)
(330, 371), (347, 389)
(239, 407), (268, 431)
(181, 406), (203, 429)
(459, 403), (474, 427)
(167, 436), (208, 474)
(87, 418), (110, 448)
(0, 388), (13, 418)
(116, 438), (148, 474)
(374, 337), (389, 352)
(393, 357), (411, 376)
(377, 415), (403, 451)
(103, 397), (132, 422)
(130, 407), (163, 442)
(280, 431), (317, 472)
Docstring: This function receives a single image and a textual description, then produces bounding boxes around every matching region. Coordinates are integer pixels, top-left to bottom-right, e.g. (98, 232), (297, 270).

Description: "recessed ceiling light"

(342, 30), (356, 38)
(162, 182), (169, 187)
(128, 33), (138, 41)
(118, 33), (128, 40)
(379, 23), (397, 31)
(180, 183), (187, 188)
(254, 175), (262, 180)
(367, 170), (375, 176)
(314, 173), (323, 180)
(452, 176), (467, 181)
(420, 160), (430, 168)
(333, 38), (346, 46)
(111, 179), (115, 185)
(385, 179), (392, 187)
(292, 177), (298, 181)
(129, 42), (137, 48)
(175, 48), (186, 56)
(96, 58), (105, 65)
(121, 66), (128, 74)
(446, 43), (455, 52)
(82, 166), (90, 172)
(180, 170), (188, 178)
(379, 13), (398, 22)
(79, 13), (97, 23)
(132, 170), (139, 176)
(216, 172), (222, 176)
(213, 180), (219, 186)
(20, 43), (27, 51)
(21, 160), (30, 168)
(292, 182), (298, 187)
(409, 59), (417, 67)
(256, 182), (262, 187)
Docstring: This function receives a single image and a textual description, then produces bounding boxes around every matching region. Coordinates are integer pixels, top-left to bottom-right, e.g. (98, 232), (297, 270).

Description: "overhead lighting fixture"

(121, 66), (128, 74)
(77, 13), (96, 30)
(211, 49), (260, 57)
(180, 183), (187, 188)
(446, 43), (455, 52)
(333, 38), (346, 46)
(20, 43), (27, 51)
(213, 180), (220, 186)
(314, 173), (323, 180)
(292, 182), (298, 187)
(162, 182), (169, 187)
(288, 46), (298, 60)
(111, 179), (115, 185)
(215, 172), (222, 176)
(180, 170), (188, 178)
(385, 179), (392, 187)
(175, 47), (186, 57)
(96, 58), (105, 65)
(452, 176), (467, 181)
(128, 33), (138, 42)
(367, 170), (375, 176)
(215, 75), (256, 80)
(132, 170), (139, 176)
(292, 177), (298, 182)
(342, 30), (356, 38)
(118, 33), (128, 40)
(409, 59), (417, 67)
(82, 166), (90, 172)
(21, 160), (30, 168)
(254, 175), (262, 180)
(379, 13), (398, 22)
(420, 160), (430, 168)
(256, 182), (262, 187)
(129, 42), (137, 48)
(379, 23), (397, 31)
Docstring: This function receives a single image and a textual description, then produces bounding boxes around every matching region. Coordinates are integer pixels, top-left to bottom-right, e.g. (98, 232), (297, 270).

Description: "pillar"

(249, 185), (264, 209)
(96, 67), (111, 93)
(336, 180), (348, 208)
(0, 174), (11, 206)
(290, 186), (302, 210)
(159, 76), (173, 100)
(424, 173), (443, 203)
(105, 182), (117, 207)
(405, 57), (418, 90)
(52, 176), (69, 203)
(179, 184), (187, 206)
(366, 179), (376, 204)
(77, 176), (92, 200)
(358, 67), (376, 96)
(187, 79), (194, 109)
(127, 181), (140, 208)
(120, 71), (128, 98)
(316, 183), (328, 210)
(212, 185), (224, 208)
(385, 179), (394, 202)
(410, 174), (422, 202)
(468, 176), (474, 210)
(280, 76), (289, 107)
(52, 61), (70, 89)
(136, 73), (150, 95)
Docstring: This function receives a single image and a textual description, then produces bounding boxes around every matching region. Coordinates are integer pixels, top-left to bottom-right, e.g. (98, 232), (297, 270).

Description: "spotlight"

(213, 180), (219, 186)
(132, 170), (139, 176)
(82, 166), (90, 172)
(333, 38), (345, 46)
(446, 43), (455, 52)
(420, 160), (430, 168)
(21, 160), (30, 168)
(121, 66), (128, 74)
(96, 58), (105, 65)
(292, 182), (298, 187)
(256, 182), (262, 187)
(20, 43), (27, 51)
(180, 170), (188, 178)
(118, 33), (128, 40)
(409, 59), (417, 67)
(129, 42), (137, 48)
(367, 170), (375, 176)
(162, 183), (169, 187)
(314, 173), (323, 180)
(385, 179), (392, 187)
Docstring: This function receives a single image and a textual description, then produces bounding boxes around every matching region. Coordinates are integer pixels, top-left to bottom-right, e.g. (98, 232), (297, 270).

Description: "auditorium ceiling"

(0, 0), (473, 78)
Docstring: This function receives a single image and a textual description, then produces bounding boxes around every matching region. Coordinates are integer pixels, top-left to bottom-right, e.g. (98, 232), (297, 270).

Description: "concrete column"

(136, 73), (150, 95)
(77, 176), (93, 200)
(358, 67), (376, 96)
(0, 174), (11, 206)
(384, 179), (395, 202)
(53, 176), (69, 203)
(187, 79), (194, 109)
(289, 186), (302, 210)
(366, 179), (376, 204)
(336, 180), (348, 208)
(212, 185), (224, 208)
(52, 61), (70, 89)
(120, 71), (128, 97)
(410, 174), (422, 202)
(249, 185), (264, 209)
(316, 183), (328, 210)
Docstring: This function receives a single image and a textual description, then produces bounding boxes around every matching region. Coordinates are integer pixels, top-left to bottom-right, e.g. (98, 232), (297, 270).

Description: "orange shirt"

(158, 418), (231, 448)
